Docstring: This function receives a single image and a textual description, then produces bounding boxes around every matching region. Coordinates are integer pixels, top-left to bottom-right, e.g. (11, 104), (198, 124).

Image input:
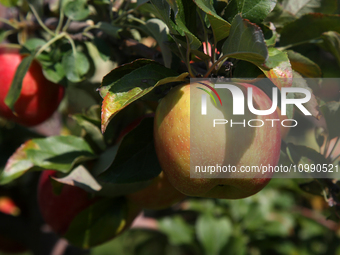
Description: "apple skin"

(154, 82), (281, 199)
(0, 48), (64, 127)
(126, 171), (186, 210)
(38, 170), (98, 235)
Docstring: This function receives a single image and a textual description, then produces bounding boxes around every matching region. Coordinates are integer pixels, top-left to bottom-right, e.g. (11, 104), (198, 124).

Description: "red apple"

(126, 171), (186, 210)
(0, 48), (64, 127)
(38, 170), (141, 247)
(154, 82), (281, 199)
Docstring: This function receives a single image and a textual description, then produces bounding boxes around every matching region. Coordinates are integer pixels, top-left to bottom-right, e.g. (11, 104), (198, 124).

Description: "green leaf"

(64, 0), (90, 21)
(100, 60), (178, 132)
(0, 0), (18, 7)
(42, 62), (66, 84)
(62, 51), (90, 83)
(53, 165), (102, 192)
(286, 143), (327, 166)
(319, 31), (340, 68)
(320, 101), (340, 139)
(73, 114), (106, 151)
(260, 48), (293, 89)
(4, 53), (35, 112)
(224, 0), (277, 24)
(264, 3), (296, 28)
(97, 118), (162, 196)
(196, 214), (232, 255)
(281, 0), (337, 17)
(145, 18), (172, 68)
(158, 216), (195, 245)
(150, 0), (179, 35)
(292, 71), (321, 119)
(0, 136), (96, 185)
(193, 0), (231, 42)
(171, 0), (202, 50)
(98, 22), (122, 39)
(23, 38), (47, 52)
(99, 59), (154, 98)
(222, 14), (268, 66)
(287, 50), (322, 78)
(64, 197), (128, 248)
(280, 14), (340, 47)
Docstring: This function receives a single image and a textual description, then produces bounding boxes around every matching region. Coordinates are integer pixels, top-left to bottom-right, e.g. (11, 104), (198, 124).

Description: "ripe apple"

(126, 171), (186, 210)
(0, 48), (64, 127)
(38, 170), (141, 247)
(154, 82), (281, 199)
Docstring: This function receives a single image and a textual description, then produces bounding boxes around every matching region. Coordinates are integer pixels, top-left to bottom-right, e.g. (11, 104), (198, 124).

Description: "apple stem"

(0, 18), (19, 29)
(35, 32), (66, 57)
(204, 55), (228, 78)
(55, 0), (65, 35)
(185, 35), (195, 78)
(28, 4), (55, 37)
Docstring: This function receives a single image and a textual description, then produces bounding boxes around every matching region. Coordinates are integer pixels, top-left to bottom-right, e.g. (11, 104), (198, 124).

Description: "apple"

(38, 170), (141, 247)
(154, 82), (281, 199)
(0, 48), (64, 127)
(126, 171), (186, 210)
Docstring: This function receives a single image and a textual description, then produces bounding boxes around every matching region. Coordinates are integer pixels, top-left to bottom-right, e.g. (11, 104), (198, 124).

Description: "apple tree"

(0, 0), (340, 254)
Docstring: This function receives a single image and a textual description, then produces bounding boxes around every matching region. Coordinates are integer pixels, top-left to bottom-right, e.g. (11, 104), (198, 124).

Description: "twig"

(28, 4), (55, 37)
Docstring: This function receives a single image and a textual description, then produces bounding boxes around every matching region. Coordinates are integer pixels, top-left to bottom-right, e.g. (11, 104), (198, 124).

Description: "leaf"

(264, 3), (296, 27)
(23, 38), (47, 52)
(4, 53), (35, 112)
(224, 0), (277, 24)
(281, 0), (337, 17)
(73, 114), (106, 151)
(292, 71), (321, 119)
(62, 51), (90, 83)
(280, 14), (340, 47)
(53, 165), (102, 192)
(100, 61), (178, 132)
(150, 0), (179, 35)
(260, 48), (293, 89)
(42, 62), (66, 84)
(0, 0), (18, 7)
(196, 214), (232, 255)
(158, 216), (195, 245)
(98, 22), (122, 39)
(96, 118), (162, 196)
(64, 197), (127, 248)
(0, 136), (96, 185)
(145, 18), (172, 68)
(99, 59), (154, 98)
(319, 31), (340, 67)
(320, 101), (340, 139)
(171, 0), (202, 50)
(222, 14), (268, 66)
(193, 0), (231, 42)
(64, 0), (90, 21)
(287, 50), (322, 78)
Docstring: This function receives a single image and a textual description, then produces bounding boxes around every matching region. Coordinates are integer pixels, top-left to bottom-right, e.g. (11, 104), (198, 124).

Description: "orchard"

(0, 0), (340, 254)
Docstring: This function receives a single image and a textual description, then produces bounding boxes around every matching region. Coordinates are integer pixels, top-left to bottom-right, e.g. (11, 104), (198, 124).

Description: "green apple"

(154, 82), (281, 199)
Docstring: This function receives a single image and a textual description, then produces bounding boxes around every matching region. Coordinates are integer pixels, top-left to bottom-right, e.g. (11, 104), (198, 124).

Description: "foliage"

(0, 0), (340, 253)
